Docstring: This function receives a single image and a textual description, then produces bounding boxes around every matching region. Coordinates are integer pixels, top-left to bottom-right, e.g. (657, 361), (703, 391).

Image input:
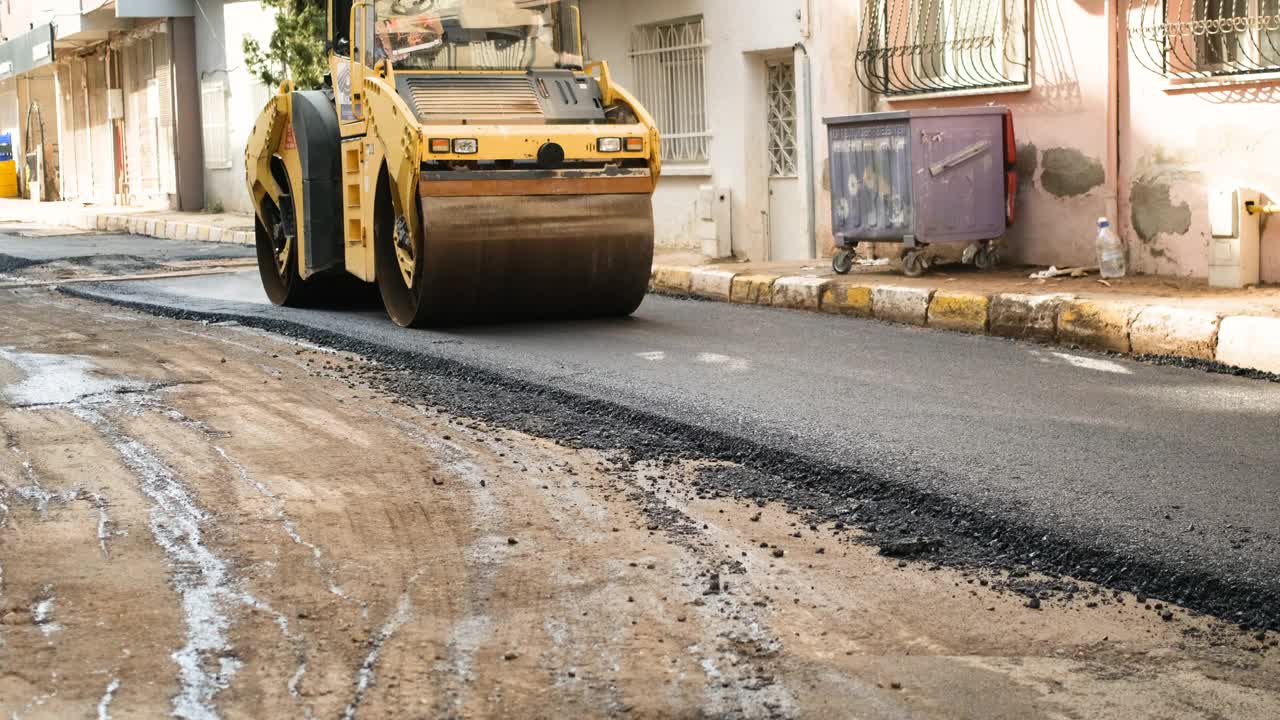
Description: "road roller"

(245, 0), (659, 326)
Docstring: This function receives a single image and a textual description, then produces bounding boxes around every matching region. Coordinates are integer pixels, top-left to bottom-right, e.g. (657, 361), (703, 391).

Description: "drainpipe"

(1105, 1), (1121, 227)
(794, 42), (817, 259)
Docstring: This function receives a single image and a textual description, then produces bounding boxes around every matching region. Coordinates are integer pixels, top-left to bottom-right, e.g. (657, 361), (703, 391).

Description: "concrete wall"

(194, 0), (274, 214)
(1119, 11), (1280, 282)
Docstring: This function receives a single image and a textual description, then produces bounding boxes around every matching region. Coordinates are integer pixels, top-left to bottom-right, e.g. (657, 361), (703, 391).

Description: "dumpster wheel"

(902, 250), (928, 278)
(832, 249), (855, 275)
(974, 244), (1000, 271)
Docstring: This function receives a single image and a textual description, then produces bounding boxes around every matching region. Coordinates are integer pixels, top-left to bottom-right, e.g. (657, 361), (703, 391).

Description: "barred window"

(766, 60), (797, 177)
(1130, 1), (1280, 78)
(629, 17), (710, 163)
(855, 0), (1030, 96)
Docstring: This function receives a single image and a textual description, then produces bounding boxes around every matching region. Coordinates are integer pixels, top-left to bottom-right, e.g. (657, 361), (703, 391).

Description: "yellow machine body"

(245, 0), (660, 327)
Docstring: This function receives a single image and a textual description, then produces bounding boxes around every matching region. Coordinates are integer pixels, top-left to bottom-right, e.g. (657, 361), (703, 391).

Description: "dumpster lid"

(824, 106), (1010, 126)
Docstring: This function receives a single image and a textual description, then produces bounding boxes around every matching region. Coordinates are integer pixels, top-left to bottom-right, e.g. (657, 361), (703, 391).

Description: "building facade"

(193, 0), (276, 214)
(580, 0), (854, 263)
(584, 0), (1279, 283)
(852, 0), (1280, 282)
(0, 0), (204, 209)
(2, 1), (1276, 284)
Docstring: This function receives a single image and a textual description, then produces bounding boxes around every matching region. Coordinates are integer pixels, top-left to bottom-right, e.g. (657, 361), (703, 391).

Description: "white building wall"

(583, 0), (809, 260)
(194, 0), (273, 213)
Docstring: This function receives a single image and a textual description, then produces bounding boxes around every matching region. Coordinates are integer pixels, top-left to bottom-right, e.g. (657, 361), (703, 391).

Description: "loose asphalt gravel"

(5, 231), (1278, 631)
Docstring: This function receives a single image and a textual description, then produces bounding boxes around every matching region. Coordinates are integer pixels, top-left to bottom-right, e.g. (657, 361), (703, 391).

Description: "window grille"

(855, 0), (1031, 96)
(201, 76), (231, 169)
(629, 17), (710, 163)
(766, 60), (797, 177)
(1129, 1), (1280, 78)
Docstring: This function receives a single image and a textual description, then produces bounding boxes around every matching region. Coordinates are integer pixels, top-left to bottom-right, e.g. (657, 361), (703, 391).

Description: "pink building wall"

(864, 0), (1279, 283)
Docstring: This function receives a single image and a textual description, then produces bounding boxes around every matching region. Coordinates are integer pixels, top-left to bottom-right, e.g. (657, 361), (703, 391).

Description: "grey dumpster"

(824, 107), (1016, 276)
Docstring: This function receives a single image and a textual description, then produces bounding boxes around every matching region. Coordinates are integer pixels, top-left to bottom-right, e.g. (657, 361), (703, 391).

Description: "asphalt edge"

(53, 282), (1280, 632)
(651, 265), (1280, 381)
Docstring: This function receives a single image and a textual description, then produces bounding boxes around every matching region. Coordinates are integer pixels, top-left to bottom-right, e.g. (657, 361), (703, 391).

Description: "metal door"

(766, 59), (805, 260)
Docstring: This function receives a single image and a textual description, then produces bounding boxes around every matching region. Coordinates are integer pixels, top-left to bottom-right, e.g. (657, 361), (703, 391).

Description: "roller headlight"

(597, 137), (623, 153)
(452, 138), (479, 155)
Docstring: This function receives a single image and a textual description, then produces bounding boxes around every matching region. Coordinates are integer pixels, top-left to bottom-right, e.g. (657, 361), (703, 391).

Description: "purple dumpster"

(824, 107), (1016, 277)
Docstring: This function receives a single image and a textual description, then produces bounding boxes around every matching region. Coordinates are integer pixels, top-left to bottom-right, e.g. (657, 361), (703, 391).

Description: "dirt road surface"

(1, 287), (1277, 719)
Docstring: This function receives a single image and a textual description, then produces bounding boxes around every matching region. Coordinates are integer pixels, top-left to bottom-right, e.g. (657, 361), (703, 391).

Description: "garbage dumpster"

(824, 107), (1016, 277)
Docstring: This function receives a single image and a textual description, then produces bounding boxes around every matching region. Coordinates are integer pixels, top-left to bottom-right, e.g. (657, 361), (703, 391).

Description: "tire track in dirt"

(73, 403), (247, 720)
(371, 408), (508, 716)
(0, 344), (302, 720)
(76, 396), (318, 719)
(342, 573), (419, 720)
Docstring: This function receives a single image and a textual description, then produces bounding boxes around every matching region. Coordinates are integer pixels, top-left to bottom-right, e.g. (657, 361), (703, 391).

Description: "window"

(1130, 0), (1280, 78)
(766, 60), (797, 177)
(1197, 0), (1280, 72)
(201, 76), (230, 169)
(855, 0), (1030, 96)
(629, 17), (709, 163)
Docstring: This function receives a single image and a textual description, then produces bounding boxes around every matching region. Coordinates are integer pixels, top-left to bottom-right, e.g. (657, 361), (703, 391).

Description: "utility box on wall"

(697, 185), (733, 259)
(1209, 188), (1260, 289)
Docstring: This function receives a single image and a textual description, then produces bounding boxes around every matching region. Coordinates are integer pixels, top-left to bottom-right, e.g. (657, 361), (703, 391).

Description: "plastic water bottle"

(1097, 218), (1126, 279)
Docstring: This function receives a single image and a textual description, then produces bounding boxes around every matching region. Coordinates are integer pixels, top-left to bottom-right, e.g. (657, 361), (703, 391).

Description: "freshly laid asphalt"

(4, 231), (1278, 629)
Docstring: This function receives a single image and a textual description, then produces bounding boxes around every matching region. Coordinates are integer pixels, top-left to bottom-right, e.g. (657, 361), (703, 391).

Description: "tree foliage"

(244, 0), (328, 90)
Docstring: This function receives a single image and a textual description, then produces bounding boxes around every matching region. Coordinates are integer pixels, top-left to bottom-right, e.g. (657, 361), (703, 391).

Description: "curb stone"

(649, 268), (1278, 378)
(771, 276), (829, 310)
(990, 293), (1071, 342)
(690, 268), (737, 302)
(1130, 306), (1221, 361)
(1216, 316), (1280, 374)
(872, 285), (932, 326)
(1058, 299), (1138, 353)
(730, 274), (781, 305)
(927, 291), (991, 334)
(821, 284), (874, 317)
(650, 265), (693, 294)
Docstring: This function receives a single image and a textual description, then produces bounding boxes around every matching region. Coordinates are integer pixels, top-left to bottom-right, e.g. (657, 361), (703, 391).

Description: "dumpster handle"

(929, 141), (991, 177)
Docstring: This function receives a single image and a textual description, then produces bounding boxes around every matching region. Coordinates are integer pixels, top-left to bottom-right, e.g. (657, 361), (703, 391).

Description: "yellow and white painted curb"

(90, 212), (254, 245)
(650, 264), (1280, 378)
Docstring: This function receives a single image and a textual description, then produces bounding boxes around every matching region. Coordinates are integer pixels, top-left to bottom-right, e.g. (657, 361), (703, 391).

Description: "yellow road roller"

(245, 0), (659, 326)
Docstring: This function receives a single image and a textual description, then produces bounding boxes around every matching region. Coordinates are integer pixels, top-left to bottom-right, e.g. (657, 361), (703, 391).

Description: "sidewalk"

(651, 251), (1280, 376)
(2, 197), (1276, 376)
(0, 198), (255, 245)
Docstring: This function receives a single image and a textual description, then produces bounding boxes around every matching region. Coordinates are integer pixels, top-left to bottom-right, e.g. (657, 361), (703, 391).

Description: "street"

(1, 228), (1278, 719)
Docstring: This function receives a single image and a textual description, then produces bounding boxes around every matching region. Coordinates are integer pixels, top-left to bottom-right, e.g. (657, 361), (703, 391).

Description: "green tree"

(244, 0), (328, 90)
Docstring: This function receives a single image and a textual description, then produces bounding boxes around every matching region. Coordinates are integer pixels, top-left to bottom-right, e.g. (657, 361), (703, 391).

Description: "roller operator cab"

(245, 0), (661, 327)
